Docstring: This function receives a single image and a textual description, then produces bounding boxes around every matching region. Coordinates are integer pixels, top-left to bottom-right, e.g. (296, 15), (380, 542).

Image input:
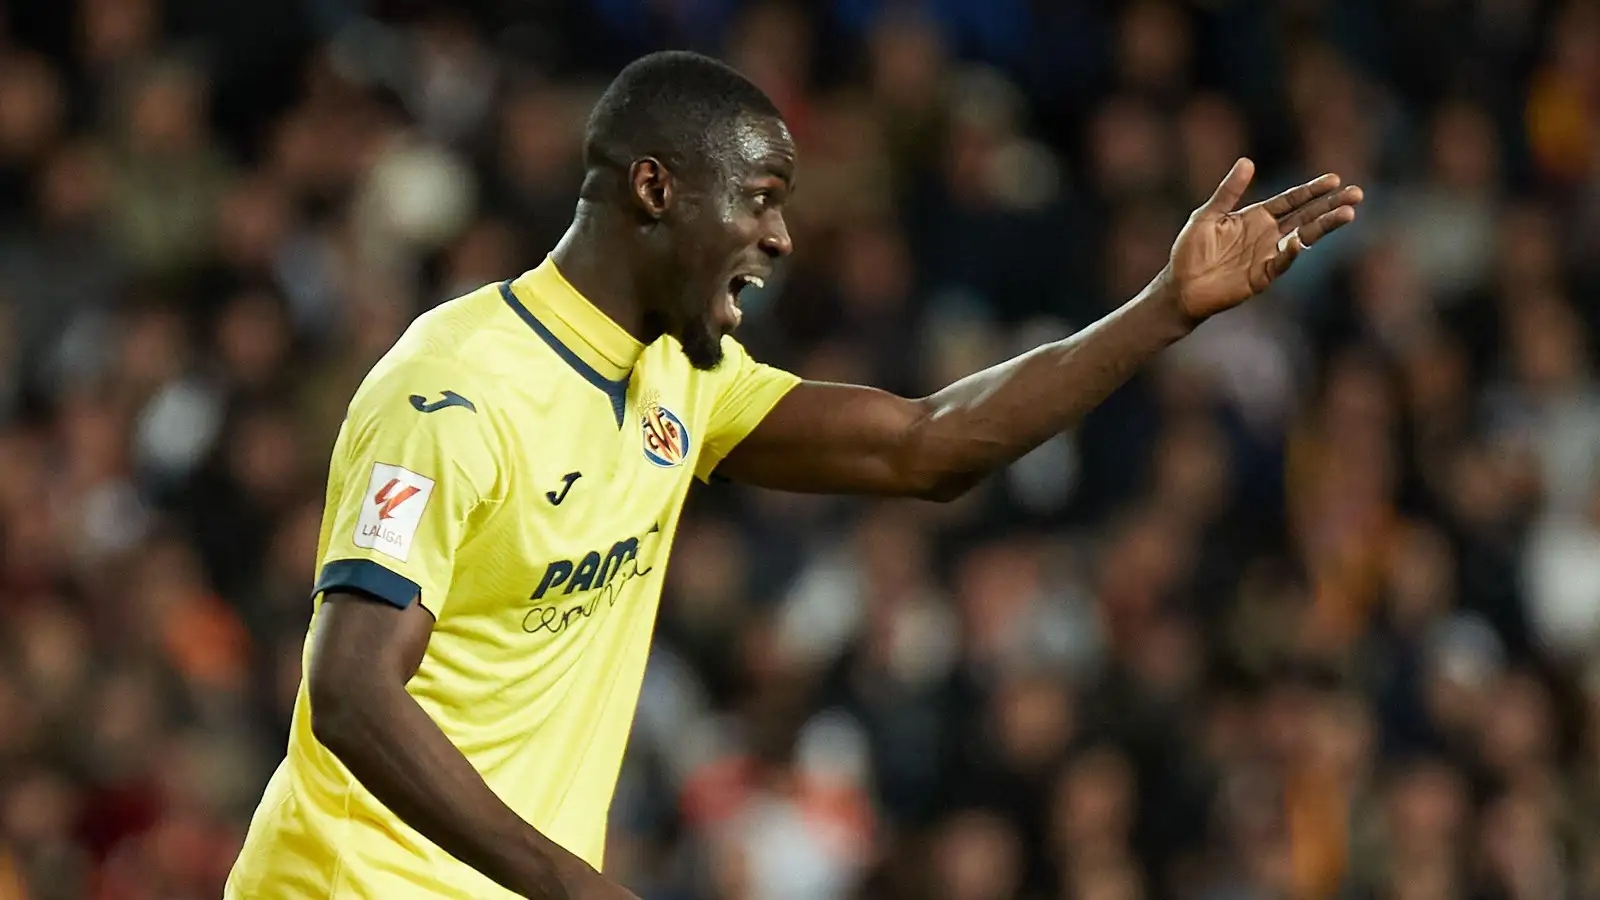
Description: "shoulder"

(639, 335), (751, 409)
(343, 332), (506, 462)
(355, 347), (492, 418)
(717, 333), (760, 365)
(707, 334), (799, 396)
(352, 283), (523, 410)
(686, 335), (784, 388)
(337, 347), (508, 493)
(642, 336), (799, 420)
(392, 282), (509, 363)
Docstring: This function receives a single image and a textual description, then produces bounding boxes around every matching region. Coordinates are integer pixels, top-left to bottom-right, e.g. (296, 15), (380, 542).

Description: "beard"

(677, 314), (726, 371)
(641, 308), (725, 371)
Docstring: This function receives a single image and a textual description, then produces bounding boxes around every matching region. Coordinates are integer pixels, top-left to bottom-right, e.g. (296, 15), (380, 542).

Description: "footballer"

(226, 51), (1361, 899)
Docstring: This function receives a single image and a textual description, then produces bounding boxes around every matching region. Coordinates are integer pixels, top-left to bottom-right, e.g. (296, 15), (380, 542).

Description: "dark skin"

(723, 153), (1361, 497)
(551, 115), (797, 370)
(309, 594), (633, 900)
(308, 113), (1362, 899)
(553, 115), (1361, 498)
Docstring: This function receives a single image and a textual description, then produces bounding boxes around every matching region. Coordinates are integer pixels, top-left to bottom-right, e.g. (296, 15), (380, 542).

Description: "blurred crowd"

(1, 0), (1599, 899)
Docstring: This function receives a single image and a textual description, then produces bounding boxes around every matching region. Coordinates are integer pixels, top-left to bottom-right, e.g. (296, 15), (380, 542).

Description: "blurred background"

(0, 0), (1598, 898)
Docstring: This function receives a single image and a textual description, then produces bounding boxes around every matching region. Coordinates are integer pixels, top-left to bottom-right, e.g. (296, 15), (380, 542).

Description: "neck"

(548, 205), (651, 342)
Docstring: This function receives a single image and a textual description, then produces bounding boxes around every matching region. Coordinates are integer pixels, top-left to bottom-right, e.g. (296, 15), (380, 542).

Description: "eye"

(753, 190), (773, 208)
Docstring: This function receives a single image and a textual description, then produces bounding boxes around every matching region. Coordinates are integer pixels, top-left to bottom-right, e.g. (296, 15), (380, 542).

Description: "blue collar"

(499, 280), (629, 428)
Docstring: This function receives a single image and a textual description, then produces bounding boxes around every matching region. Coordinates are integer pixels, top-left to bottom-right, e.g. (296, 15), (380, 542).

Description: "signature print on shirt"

(521, 524), (661, 636)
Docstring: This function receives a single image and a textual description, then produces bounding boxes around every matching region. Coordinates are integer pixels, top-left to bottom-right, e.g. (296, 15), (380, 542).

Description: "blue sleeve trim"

(313, 559), (420, 610)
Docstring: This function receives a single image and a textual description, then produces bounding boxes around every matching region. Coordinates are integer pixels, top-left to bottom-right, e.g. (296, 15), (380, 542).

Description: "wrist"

(1144, 266), (1204, 335)
(504, 833), (577, 899)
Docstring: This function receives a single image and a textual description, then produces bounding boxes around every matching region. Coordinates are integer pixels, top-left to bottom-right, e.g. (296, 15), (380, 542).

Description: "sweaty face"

(665, 116), (795, 370)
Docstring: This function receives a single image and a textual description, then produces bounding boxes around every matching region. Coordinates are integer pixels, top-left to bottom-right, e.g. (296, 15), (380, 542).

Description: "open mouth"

(722, 274), (765, 326)
(727, 274), (765, 306)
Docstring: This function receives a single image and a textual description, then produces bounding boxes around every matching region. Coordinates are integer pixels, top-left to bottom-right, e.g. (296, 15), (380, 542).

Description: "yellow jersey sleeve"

(312, 358), (502, 617)
(695, 337), (801, 482)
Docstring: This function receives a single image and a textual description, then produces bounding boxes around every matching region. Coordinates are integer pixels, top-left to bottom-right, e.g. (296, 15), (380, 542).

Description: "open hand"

(1169, 158), (1363, 321)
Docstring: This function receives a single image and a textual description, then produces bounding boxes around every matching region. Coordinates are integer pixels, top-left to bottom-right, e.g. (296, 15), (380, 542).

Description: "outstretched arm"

(717, 159), (1362, 500)
(308, 593), (638, 900)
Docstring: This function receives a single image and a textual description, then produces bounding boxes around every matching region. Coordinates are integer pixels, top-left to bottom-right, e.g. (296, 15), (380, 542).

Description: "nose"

(760, 214), (793, 259)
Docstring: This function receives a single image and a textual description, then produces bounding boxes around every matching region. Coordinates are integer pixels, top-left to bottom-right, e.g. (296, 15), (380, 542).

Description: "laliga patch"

(354, 463), (436, 561)
(640, 400), (690, 468)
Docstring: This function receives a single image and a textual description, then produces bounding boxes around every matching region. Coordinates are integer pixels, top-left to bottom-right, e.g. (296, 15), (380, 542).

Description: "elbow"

(895, 453), (976, 501)
(925, 479), (977, 503)
(895, 409), (982, 502)
(909, 471), (980, 503)
(895, 441), (980, 502)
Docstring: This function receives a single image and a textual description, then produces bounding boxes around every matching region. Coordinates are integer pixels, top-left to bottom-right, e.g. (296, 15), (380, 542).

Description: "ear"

(628, 157), (673, 220)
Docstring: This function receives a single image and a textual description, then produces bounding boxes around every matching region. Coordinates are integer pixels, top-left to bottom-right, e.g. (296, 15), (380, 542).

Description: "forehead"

(713, 115), (796, 182)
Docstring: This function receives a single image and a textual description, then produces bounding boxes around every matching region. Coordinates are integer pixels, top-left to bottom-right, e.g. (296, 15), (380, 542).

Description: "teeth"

(747, 276), (764, 289)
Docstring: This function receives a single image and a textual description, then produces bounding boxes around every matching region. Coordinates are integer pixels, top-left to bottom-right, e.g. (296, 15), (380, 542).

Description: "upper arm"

(313, 357), (502, 618)
(309, 590), (435, 703)
(713, 380), (941, 496)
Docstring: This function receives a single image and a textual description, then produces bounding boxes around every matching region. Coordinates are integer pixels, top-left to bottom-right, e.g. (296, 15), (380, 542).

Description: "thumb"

(1199, 157), (1255, 217)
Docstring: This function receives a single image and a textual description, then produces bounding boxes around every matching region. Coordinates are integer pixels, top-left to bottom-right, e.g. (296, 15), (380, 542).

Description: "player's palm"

(1170, 158), (1363, 321)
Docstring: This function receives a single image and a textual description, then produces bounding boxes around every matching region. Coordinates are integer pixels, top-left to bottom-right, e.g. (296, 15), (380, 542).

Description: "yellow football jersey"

(226, 259), (799, 899)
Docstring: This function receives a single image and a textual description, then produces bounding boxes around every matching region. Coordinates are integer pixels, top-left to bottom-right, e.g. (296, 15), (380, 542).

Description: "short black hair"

(582, 51), (781, 195)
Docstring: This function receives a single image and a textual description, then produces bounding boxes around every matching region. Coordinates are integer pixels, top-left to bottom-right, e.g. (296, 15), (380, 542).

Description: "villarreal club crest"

(640, 394), (689, 468)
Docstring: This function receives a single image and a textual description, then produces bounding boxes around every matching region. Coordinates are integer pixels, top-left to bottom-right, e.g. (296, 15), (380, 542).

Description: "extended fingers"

(1278, 185), (1364, 234)
(1260, 173), (1342, 218)
(1296, 200), (1360, 246)
(1268, 204), (1359, 280)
